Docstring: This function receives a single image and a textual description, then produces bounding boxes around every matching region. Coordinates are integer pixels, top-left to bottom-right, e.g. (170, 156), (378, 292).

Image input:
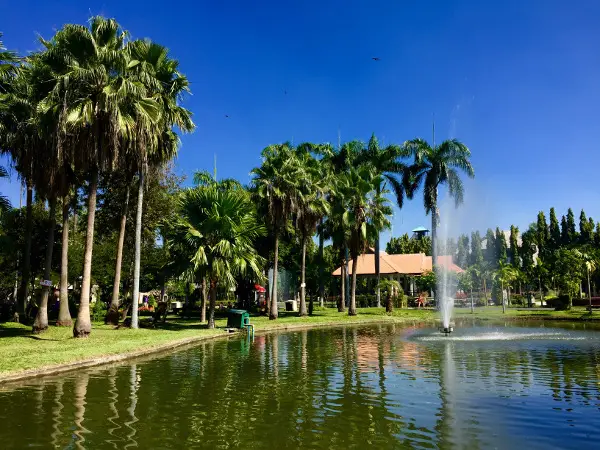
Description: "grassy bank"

(0, 306), (597, 381)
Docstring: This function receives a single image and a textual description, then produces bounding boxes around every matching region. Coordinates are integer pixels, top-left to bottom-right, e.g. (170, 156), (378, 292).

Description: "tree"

(495, 262), (517, 313)
(338, 166), (392, 316)
(596, 223), (600, 247)
(560, 215), (569, 246)
(495, 227), (507, 264)
(484, 228), (496, 265)
(566, 208), (577, 243)
(177, 186), (265, 328)
(578, 249), (598, 312)
(554, 248), (585, 308)
(251, 143), (300, 320)
(377, 279), (401, 313)
(41, 17), (131, 337)
(579, 210), (593, 245)
(458, 269), (475, 313)
(403, 138), (474, 271)
(356, 134), (407, 308)
(126, 39), (194, 329)
(509, 225), (520, 268)
(456, 234), (469, 269)
(294, 144), (329, 316)
(536, 211), (549, 259)
(470, 231), (483, 266)
(549, 207), (560, 250)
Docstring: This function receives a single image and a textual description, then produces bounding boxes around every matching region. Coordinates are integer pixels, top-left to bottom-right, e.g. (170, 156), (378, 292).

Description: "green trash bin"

(227, 309), (250, 329)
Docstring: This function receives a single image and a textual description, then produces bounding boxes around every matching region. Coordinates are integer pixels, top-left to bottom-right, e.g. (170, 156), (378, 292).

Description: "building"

(332, 249), (463, 295)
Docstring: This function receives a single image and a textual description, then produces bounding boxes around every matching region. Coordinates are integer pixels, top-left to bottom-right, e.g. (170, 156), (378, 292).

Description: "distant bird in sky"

(225, 114), (229, 118)
(284, 90), (287, 95)
(372, 57), (380, 61)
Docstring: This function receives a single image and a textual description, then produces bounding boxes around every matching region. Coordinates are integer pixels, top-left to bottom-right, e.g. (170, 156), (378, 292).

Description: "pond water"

(1, 321), (600, 449)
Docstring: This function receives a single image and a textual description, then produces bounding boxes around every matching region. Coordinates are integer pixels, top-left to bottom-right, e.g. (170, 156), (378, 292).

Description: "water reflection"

(0, 322), (599, 449)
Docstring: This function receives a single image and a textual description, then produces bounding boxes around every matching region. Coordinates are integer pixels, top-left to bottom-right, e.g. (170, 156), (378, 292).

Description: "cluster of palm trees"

(0, 17), (193, 336)
(250, 135), (474, 319)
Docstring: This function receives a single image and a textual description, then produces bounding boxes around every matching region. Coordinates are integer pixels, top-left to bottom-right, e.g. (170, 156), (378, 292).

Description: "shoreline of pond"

(1, 307), (599, 385)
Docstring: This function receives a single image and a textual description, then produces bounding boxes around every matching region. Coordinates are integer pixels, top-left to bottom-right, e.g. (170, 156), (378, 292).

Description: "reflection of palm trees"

(72, 374), (90, 450)
(106, 367), (121, 449)
(124, 364), (140, 449)
(50, 379), (65, 448)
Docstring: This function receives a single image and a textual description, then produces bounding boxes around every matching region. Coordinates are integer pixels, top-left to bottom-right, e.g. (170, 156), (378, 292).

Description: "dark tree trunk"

(338, 259), (346, 312)
(57, 194), (72, 326)
(106, 185), (129, 325)
(73, 169), (98, 338)
(18, 181), (33, 319)
(270, 232), (279, 320)
(33, 199), (57, 333)
(349, 254), (358, 316)
(385, 290), (393, 314)
(208, 280), (217, 329)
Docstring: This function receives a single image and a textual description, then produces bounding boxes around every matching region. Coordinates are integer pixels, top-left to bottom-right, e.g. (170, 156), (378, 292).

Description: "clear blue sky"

(2, 0), (600, 243)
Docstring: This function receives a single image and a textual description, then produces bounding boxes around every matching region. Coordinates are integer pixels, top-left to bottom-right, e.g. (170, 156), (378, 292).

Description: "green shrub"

(148, 295), (158, 308)
(91, 300), (107, 322)
(510, 294), (526, 307)
(395, 290), (407, 309)
(546, 295), (571, 310)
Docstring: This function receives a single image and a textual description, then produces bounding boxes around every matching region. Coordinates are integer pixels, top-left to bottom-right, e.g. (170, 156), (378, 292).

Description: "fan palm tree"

(495, 262), (518, 313)
(178, 185), (265, 328)
(125, 39), (194, 329)
(0, 32), (19, 92)
(294, 143), (330, 316)
(338, 166), (392, 315)
(251, 143), (301, 320)
(377, 278), (400, 313)
(356, 134), (408, 307)
(403, 138), (474, 271)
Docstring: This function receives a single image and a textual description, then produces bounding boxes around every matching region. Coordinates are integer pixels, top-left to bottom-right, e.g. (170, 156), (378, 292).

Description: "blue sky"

(2, 0), (600, 242)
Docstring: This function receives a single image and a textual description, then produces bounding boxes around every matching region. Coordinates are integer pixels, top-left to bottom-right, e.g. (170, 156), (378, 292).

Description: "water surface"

(1, 321), (599, 449)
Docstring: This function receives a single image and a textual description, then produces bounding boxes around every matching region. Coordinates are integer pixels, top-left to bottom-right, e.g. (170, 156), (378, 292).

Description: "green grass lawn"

(0, 306), (596, 380)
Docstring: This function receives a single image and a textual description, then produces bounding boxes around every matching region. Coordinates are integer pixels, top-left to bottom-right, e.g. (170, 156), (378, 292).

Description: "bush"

(138, 305), (155, 316)
(147, 295), (158, 308)
(91, 300), (108, 322)
(510, 294), (526, 307)
(546, 295), (571, 310)
(394, 290), (407, 309)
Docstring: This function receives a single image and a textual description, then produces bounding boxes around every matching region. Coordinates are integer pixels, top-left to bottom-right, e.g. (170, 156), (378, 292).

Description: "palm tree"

(126, 39), (194, 329)
(403, 138), (474, 272)
(338, 166), (392, 315)
(251, 143), (300, 320)
(294, 144), (330, 316)
(177, 185), (265, 328)
(356, 134), (408, 307)
(0, 32), (19, 91)
(575, 249), (598, 312)
(495, 262), (517, 313)
(377, 278), (400, 313)
(41, 16), (132, 337)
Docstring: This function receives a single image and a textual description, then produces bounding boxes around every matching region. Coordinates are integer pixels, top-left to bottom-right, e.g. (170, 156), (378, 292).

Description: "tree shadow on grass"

(0, 326), (32, 339)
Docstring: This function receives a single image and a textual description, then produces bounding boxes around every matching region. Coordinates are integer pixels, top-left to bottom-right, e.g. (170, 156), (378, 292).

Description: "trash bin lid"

(229, 309), (247, 314)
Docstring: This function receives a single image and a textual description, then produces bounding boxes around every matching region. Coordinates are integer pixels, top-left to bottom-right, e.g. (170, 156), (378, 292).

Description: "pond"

(1, 321), (599, 449)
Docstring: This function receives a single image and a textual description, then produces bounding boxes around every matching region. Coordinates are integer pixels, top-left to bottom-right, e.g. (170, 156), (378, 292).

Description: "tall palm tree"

(403, 138), (474, 272)
(178, 185), (265, 328)
(126, 39), (194, 329)
(251, 143), (300, 320)
(356, 134), (408, 307)
(0, 32), (19, 92)
(294, 144), (330, 316)
(41, 16), (132, 337)
(338, 166), (392, 315)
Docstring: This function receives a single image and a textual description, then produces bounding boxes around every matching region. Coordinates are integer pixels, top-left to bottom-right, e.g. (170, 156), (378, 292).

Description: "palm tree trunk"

(339, 258), (346, 312)
(587, 269), (592, 312)
(344, 246), (350, 308)
(483, 279), (489, 306)
(33, 198), (57, 334)
(431, 203), (438, 269)
(74, 169), (98, 338)
(318, 218), (325, 308)
(201, 277), (207, 322)
(18, 180), (33, 319)
(349, 254), (358, 316)
(57, 194), (72, 326)
(501, 281), (506, 314)
(375, 187), (381, 308)
(131, 172), (145, 329)
(208, 279), (217, 329)
(270, 232), (279, 320)
(299, 236), (308, 316)
(386, 290), (393, 313)
(106, 186), (130, 325)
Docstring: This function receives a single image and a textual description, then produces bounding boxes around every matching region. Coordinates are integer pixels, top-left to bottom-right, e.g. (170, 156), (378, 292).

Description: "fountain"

(435, 208), (457, 335)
